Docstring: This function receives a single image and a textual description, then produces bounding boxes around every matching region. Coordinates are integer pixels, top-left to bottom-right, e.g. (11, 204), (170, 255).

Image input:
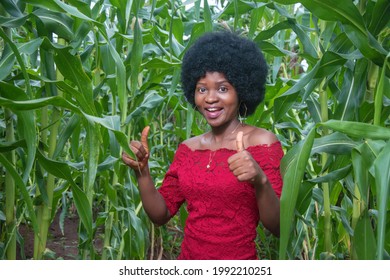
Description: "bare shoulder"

(243, 125), (279, 147)
(182, 134), (206, 150)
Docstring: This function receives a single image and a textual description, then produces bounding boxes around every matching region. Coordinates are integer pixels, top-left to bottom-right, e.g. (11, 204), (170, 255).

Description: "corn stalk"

(4, 108), (16, 259)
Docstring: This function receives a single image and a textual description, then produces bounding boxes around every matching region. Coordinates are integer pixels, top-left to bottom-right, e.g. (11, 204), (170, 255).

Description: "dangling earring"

(192, 104), (208, 132)
(201, 116), (209, 131)
(197, 109), (209, 132)
(238, 103), (247, 124)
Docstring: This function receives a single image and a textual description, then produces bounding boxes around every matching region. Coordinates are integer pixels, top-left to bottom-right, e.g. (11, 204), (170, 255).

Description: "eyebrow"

(196, 80), (230, 86)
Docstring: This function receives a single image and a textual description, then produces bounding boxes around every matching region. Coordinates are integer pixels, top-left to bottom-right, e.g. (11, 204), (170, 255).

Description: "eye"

(197, 87), (207, 94)
(219, 86), (228, 93)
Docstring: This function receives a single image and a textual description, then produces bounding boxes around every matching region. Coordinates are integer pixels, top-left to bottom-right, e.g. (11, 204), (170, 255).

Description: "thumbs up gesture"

(122, 126), (151, 173)
(228, 131), (264, 184)
(236, 131), (244, 152)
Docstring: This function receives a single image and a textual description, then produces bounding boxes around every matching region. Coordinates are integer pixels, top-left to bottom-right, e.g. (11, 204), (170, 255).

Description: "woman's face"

(194, 72), (239, 129)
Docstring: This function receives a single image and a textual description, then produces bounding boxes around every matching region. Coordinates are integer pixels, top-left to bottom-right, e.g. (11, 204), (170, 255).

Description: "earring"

(197, 110), (209, 132)
(238, 103), (247, 124)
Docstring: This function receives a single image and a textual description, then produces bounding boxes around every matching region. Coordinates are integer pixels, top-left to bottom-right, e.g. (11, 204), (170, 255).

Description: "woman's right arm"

(122, 126), (171, 226)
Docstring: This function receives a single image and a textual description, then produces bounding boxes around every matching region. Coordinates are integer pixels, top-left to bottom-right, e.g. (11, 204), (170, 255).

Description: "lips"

(205, 107), (223, 119)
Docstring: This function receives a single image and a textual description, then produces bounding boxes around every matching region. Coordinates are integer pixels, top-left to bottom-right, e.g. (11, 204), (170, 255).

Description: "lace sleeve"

(248, 142), (284, 198)
(158, 144), (186, 217)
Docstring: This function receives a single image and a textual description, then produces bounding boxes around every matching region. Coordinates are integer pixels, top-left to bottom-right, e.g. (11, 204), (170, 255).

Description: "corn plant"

(1, 0), (389, 260)
(270, 0), (390, 259)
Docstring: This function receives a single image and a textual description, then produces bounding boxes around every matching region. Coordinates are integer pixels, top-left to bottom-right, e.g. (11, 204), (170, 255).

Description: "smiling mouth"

(206, 107), (221, 112)
(205, 107), (223, 119)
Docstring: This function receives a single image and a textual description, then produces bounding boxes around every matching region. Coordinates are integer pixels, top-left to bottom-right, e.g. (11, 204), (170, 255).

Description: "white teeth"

(207, 108), (218, 112)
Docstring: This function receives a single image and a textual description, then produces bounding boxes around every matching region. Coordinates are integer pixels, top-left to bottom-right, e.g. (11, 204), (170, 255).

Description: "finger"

(231, 168), (250, 182)
(122, 151), (147, 168)
(123, 156), (143, 170)
(141, 126), (150, 153)
(236, 131), (244, 152)
(227, 153), (239, 165)
(122, 152), (137, 166)
(130, 143), (147, 160)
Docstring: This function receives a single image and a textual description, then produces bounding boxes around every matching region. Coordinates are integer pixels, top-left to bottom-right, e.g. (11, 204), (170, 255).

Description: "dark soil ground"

(17, 212), (81, 260)
(16, 211), (179, 260)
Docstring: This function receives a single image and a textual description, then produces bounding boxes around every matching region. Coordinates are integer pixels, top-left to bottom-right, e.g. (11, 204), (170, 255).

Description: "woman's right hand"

(122, 126), (150, 174)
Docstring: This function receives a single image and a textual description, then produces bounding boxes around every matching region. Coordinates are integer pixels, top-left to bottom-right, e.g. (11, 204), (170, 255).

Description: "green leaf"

(0, 94), (133, 158)
(374, 140), (390, 259)
(255, 20), (317, 60)
(203, 0), (212, 32)
(0, 38), (43, 80)
(309, 165), (351, 183)
(314, 51), (347, 78)
(274, 0), (387, 65)
(312, 132), (357, 155)
(281, 0), (367, 34)
(0, 140), (25, 152)
(217, 0), (265, 16)
(353, 210), (377, 260)
(98, 28), (127, 120)
(0, 14), (29, 28)
(128, 15), (143, 97)
(295, 182), (314, 216)
(142, 58), (181, 69)
(257, 41), (296, 57)
(172, 17), (184, 44)
(0, 45), (16, 81)
(1, 0), (23, 17)
(53, 114), (81, 158)
(125, 93), (164, 122)
(52, 0), (96, 22)
(36, 150), (93, 237)
(274, 91), (299, 122)
(97, 156), (119, 173)
(306, 95), (322, 123)
(334, 60), (368, 121)
(343, 24), (387, 66)
(351, 148), (369, 205)
(321, 120), (390, 140)
(0, 82), (37, 183)
(82, 114), (132, 156)
(22, 0), (64, 12)
(374, 54), (390, 124)
(0, 27), (32, 98)
(18, 110), (37, 184)
(248, 7), (265, 39)
(0, 154), (38, 235)
(83, 124), (100, 205)
(0, 95), (81, 113)
(50, 44), (96, 115)
(280, 62), (320, 97)
(368, 0), (390, 36)
(0, 210), (5, 221)
(114, 206), (145, 259)
(19, 37), (44, 55)
(280, 127), (316, 259)
(32, 9), (74, 40)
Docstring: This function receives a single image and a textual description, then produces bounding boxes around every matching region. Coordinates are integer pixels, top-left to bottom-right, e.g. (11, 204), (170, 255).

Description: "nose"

(205, 90), (218, 103)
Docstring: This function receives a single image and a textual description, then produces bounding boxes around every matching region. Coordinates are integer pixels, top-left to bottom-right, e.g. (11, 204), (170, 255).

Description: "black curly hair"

(181, 31), (268, 116)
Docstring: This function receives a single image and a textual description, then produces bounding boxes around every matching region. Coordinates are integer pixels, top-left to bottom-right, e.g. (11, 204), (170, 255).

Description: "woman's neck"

(209, 120), (242, 146)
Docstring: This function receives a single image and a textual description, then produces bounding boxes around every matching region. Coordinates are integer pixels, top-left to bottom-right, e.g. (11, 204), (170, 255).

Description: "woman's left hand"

(227, 131), (266, 185)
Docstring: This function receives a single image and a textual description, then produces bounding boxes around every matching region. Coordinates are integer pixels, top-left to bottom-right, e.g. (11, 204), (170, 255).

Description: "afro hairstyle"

(181, 31), (268, 116)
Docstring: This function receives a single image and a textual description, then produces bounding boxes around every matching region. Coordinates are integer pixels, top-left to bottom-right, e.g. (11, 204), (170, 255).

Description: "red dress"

(158, 142), (283, 260)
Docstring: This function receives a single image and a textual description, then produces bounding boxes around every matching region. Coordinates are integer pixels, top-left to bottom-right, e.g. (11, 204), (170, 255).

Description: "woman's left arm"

(252, 173), (280, 237)
(228, 131), (281, 237)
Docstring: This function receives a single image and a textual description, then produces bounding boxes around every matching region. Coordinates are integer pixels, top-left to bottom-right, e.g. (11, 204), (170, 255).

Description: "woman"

(122, 31), (284, 260)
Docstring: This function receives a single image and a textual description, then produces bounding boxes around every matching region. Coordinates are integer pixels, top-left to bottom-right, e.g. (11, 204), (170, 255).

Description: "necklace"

(206, 122), (242, 169)
(206, 150), (216, 169)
